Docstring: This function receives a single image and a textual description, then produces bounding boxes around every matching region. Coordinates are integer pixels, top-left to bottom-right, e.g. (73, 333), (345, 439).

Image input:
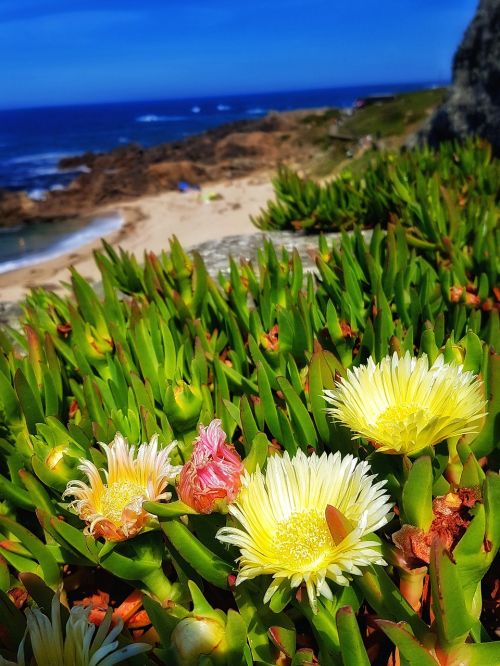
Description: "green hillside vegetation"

(297, 87), (447, 176)
(342, 87), (447, 138)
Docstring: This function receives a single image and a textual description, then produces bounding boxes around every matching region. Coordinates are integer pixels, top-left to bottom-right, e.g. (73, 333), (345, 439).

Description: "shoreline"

(0, 211), (124, 276)
(0, 174), (273, 303)
(0, 88), (447, 306)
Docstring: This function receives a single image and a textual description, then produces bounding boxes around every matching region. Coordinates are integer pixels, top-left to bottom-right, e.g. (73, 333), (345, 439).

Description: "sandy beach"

(0, 175), (273, 303)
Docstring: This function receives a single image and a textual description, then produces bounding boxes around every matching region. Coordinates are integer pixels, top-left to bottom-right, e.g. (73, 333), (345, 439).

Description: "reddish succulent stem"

(399, 569), (426, 612)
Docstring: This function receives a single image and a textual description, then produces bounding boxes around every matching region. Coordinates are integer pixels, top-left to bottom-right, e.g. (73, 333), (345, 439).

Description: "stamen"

(100, 481), (145, 525)
(375, 404), (428, 431)
(274, 510), (334, 568)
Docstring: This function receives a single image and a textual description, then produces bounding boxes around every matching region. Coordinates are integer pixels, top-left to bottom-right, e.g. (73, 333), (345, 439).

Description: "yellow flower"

(64, 433), (181, 541)
(324, 352), (485, 455)
(216, 450), (392, 609)
(0, 593), (150, 666)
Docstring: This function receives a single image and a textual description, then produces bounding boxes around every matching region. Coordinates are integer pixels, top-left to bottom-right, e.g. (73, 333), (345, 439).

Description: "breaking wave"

(246, 107), (266, 115)
(136, 114), (186, 123)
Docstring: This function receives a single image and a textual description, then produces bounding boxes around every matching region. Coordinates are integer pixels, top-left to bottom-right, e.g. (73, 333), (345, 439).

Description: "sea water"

(0, 82), (442, 273)
(0, 212), (123, 275)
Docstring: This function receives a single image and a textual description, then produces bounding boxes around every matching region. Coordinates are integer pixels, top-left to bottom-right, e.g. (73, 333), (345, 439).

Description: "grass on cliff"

(306, 87), (447, 177)
(342, 87), (447, 138)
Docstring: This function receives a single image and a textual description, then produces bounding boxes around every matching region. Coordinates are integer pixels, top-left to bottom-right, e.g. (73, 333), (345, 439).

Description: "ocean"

(0, 82), (441, 275)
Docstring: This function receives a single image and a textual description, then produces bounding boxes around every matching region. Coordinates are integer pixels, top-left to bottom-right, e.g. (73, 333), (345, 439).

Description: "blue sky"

(0, 0), (478, 109)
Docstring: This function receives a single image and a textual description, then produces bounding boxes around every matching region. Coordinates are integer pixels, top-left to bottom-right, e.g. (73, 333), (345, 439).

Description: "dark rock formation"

(0, 189), (37, 227)
(0, 91), (443, 228)
(0, 111), (306, 226)
(422, 0), (500, 153)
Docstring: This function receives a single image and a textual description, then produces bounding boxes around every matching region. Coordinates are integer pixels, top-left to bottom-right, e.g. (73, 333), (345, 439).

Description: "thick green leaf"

(230, 581), (275, 664)
(244, 432), (270, 474)
(0, 515), (60, 587)
(356, 566), (429, 641)
(0, 589), (26, 651)
(14, 368), (44, 433)
(161, 519), (231, 589)
(277, 376), (318, 450)
(144, 499), (198, 518)
(336, 605), (370, 666)
(225, 609), (248, 666)
(429, 539), (472, 646)
(450, 642), (500, 666)
(402, 456), (434, 530)
(376, 620), (437, 665)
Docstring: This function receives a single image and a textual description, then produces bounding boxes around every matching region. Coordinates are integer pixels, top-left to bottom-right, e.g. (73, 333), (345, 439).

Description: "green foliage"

(252, 139), (500, 299)
(0, 141), (498, 663)
(342, 88), (446, 138)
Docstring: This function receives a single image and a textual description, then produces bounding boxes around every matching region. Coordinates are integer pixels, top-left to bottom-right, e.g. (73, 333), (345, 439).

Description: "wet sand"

(0, 176), (273, 302)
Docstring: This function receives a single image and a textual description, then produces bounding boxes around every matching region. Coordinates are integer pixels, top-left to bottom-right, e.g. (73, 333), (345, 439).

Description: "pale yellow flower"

(216, 450), (392, 609)
(324, 352), (485, 456)
(64, 433), (181, 541)
(0, 593), (150, 666)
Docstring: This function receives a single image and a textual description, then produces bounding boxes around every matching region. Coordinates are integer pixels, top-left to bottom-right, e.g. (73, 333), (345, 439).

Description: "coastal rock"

(419, 0), (500, 153)
(146, 161), (208, 190)
(189, 230), (371, 277)
(215, 131), (282, 161)
(0, 113), (308, 226)
(1, 93), (443, 228)
(0, 190), (37, 226)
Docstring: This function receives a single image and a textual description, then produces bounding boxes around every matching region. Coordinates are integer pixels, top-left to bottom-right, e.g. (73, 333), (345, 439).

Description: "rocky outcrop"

(421, 0), (500, 153)
(0, 91), (444, 227)
(0, 111), (307, 226)
(0, 190), (37, 227)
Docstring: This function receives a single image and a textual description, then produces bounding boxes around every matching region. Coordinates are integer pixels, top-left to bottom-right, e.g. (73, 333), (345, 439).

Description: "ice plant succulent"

(216, 449), (392, 609)
(64, 433), (181, 541)
(178, 419), (244, 513)
(0, 593), (150, 666)
(324, 352), (485, 455)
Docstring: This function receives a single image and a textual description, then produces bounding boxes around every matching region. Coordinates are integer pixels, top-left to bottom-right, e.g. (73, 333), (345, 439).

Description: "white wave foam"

(24, 163), (90, 177)
(191, 106), (201, 113)
(28, 188), (47, 201)
(0, 212), (123, 275)
(246, 107), (266, 115)
(28, 166), (60, 176)
(136, 114), (185, 123)
(60, 165), (91, 174)
(6, 152), (74, 165)
(217, 104), (231, 111)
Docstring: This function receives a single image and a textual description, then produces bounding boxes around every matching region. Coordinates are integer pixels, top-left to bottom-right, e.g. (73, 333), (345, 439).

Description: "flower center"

(274, 510), (334, 569)
(376, 403), (427, 429)
(100, 481), (145, 525)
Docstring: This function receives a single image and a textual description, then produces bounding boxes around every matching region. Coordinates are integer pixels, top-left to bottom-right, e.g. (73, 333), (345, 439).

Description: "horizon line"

(0, 78), (449, 113)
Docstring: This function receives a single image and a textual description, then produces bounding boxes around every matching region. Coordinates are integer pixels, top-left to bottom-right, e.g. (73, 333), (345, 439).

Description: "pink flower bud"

(178, 420), (244, 514)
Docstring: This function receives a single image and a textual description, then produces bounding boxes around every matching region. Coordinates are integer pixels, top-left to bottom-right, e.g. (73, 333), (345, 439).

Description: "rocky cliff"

(0, 89), (444, 227)
(0, 111), (312, 227)
(422, 0), (500, 153)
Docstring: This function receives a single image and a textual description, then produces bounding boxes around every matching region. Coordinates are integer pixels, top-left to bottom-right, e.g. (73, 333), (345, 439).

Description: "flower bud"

(164, 381), (203, 430)
(171, 616), (225, 665)
(32, 447), (82, 492)
(178, 420), (243, 514)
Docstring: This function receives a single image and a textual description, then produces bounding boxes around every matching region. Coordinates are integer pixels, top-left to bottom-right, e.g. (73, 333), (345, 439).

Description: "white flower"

(217, 449), (392, 609)
(0, 594), (150, 666)
(64, 433), (181, 541)
(324, 352), (485, 455)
